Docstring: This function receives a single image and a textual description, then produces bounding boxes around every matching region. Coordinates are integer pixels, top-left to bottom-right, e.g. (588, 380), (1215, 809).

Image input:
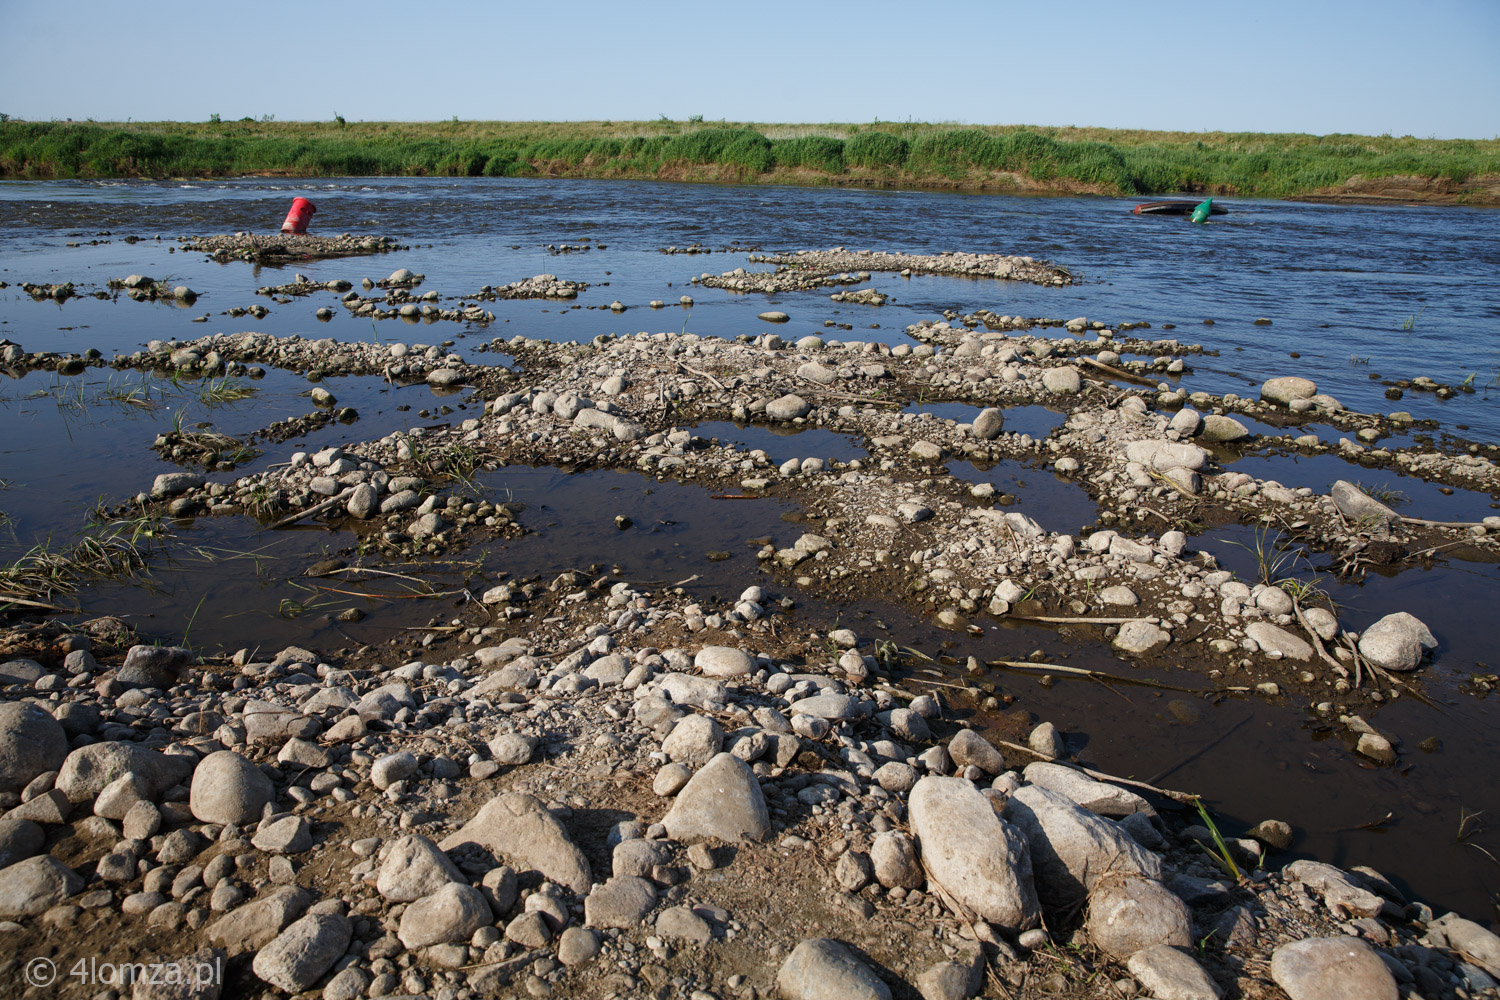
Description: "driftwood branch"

(991, 738), (1200, 805)
(271, 487), (355, 529)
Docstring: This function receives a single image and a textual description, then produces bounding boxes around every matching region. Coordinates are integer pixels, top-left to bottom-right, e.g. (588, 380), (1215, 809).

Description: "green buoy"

(1190, 197), (1214, 224)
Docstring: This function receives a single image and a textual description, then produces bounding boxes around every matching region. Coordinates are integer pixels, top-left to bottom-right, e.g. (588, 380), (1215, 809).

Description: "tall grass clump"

(844, 131), (909, 169)
(774, 135), (845, 172)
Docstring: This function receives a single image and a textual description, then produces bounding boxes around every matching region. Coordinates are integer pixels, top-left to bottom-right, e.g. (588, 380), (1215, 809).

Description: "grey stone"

(656, 904), (712, 944)
(1245, 623), (1314, 662)
(203, 886), (315, 955)
(584, 875), (657, 929)
(871, 830), (923, 889)
(151, 472), (203, 498)
(1431, 912), (1500, 977)
(971, 408), (1003, 440)
(1270, 936), (1396, 1000)
(1262, 376), (1317, 406)
(439, 792), (592, 893)
(376, 834), (464, 902)
(780, 938), (891, 1000)
(505, 910), (553, 947)
(57, 742), (188, 803)
(1021, 762), (1151, 817)
(487, 733), (537, 765)
(252, 815), (312, 853)
(556, 926), (601, 966)
(908, 776), (1040, 931)
(947, 729), (1004, 774)
(251, 913), (352, 993)
(695, 645), (753, 677)
(790, 693), (862, 720)
(371, 751), (418, 789)
(1285, 860), (1384, 918)
(0, 818), (45, 868)
(346, 483), (378, 519)
(1200, 414), (1250, 442)
(1087, 873), (1191, 959)
(918, 960), (979, 1000)
(1041, 367), (1081, 394)
(321, 965), (371, 1000)
(1027, 723), (1066, 760)
(766, 394), (812, 421)
(117, 645), (193, 688)
(0, 658), (46, 684)
(480, 865), (518, 917)
(1127, 945), (1223, 1000)
(1358, 612), (1437, 672)
(1113, 621), (1171, 655)
(662, 714), (724, 766)
(131, 944), (225, 1000)
(398, 883), (491, 949)
(612, 837), (671, 879)
(661, 753), (770, 844)
(653, 762), (692, 796)
(0, 855), (82, 917)
(1330, 480), (1399, 525)
(1002, 784), (1161, 913)
(873, 761), (918, 795)
(190, 751), (273, 825)
(0, 701), (68, 795)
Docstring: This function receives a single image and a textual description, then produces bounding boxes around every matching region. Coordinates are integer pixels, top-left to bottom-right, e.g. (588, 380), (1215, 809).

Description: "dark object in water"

(1132, 200), (1229, 216)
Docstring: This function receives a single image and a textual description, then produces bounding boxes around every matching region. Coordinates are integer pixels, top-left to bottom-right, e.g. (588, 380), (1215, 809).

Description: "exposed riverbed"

(1, 177), (1499, 999)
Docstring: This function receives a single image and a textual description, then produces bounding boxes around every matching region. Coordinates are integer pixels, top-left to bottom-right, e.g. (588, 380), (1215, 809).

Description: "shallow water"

(3, 176), (1500, 923)
(2, 176), (1497, 436)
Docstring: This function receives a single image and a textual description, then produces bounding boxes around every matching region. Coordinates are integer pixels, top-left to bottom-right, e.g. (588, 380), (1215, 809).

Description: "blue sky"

(4, 0), (1497, 138)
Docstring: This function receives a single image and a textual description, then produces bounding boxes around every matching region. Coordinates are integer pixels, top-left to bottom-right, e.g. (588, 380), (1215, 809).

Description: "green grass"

(2, 119), (1496, 202)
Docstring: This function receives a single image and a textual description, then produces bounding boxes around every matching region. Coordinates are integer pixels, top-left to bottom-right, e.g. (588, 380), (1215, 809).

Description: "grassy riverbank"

(3, 118), (1498, 203)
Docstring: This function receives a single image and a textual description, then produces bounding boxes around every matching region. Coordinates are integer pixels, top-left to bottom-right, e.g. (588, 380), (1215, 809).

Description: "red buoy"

(281, 197), (316, 234)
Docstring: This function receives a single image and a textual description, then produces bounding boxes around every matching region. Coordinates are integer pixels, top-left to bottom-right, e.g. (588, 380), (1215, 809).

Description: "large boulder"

(908, 776), (1040, 931)
(398, 883), (492, 949)
(56, 742), (190, 803)
(1021, 762), (1152, 818)
(766, 394), (812, 421)
(0, 702), (68, 795)
(1270, 936), (1397, 1000)
(1261, 376), (1317, 406)
(439, 792), (591, 893)
(1357, 612), (1437, 672)
(1002, 784), (1161, 914)
(1086, 874), (1191, 959)
(1330, 480), (1399, 526)
(0, 855), (83, 918)
(778, 938), (891, 1000)
(252, 913), (352, 993)
(190, 750), (273, 825)
(661, 753), (770, 844)
(204, 886), (315, 955)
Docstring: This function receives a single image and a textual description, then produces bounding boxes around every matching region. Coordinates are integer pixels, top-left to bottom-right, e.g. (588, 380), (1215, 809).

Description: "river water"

(2, 177), (1499, 921)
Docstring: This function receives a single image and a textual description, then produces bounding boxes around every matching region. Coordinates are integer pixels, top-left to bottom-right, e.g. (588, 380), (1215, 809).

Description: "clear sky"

(3, 0), (1497, 139)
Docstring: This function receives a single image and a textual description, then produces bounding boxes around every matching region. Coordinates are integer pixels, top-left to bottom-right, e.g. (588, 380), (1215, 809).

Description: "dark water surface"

(3, 177), (1500, 922)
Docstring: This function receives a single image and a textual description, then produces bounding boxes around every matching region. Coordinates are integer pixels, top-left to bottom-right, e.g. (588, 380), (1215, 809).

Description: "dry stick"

(1338, 632), (1445, 712)
(270, 487), (355, 529)
(1147, 716), (1252, 786)
(1006, 615), (1153, 625)
(986, 658), (1248, 697)
(674, 361), (725, 392)
(0, 596), (73, 612)
(1292, 597), (1357, 687)
(1399, 515), (1488, 529)
(993, 738), (1200, 805)
(1079, 355), (1161, 388)
(1409, 539), (1470, 560)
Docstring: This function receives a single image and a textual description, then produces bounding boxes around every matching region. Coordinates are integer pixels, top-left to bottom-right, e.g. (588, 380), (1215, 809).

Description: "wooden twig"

(992, 738), (1200, 805)
(1080, 355), (1160, 387)
(270, 487), (355, 529)
(675, 361), (725, 391)
(986, 658), (1249, 696)
(1005, 615), (1154, 625)
(1292, 597), (1354, 686)
(1398, 515), (1488, 529)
